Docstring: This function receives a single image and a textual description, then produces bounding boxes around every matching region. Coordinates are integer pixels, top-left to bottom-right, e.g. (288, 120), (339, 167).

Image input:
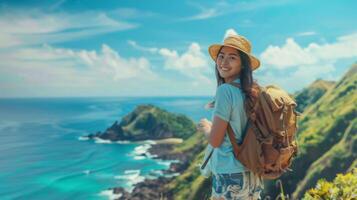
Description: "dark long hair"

(205, 47), (256, 109)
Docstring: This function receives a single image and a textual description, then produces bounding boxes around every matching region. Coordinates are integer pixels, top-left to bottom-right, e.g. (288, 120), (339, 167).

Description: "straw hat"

(208, 34), (260, 70)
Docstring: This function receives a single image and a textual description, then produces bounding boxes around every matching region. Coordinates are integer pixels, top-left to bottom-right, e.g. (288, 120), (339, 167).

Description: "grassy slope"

(264, 63), (357, 198)
(294, 79), (335, 113)
(293, 118), (357, 199)
(165, 132), (212, 200)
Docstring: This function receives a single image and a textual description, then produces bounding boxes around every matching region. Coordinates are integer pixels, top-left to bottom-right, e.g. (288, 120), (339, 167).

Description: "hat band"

(224, 42), (251, 53)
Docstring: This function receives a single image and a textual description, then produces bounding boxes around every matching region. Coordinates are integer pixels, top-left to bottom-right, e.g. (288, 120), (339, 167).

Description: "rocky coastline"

(85, 104), (203, 200)
(110, 142), (193, 200)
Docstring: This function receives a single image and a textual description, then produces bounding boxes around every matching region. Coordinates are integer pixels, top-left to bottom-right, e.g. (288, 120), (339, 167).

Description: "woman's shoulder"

(217, 83), (243, 96)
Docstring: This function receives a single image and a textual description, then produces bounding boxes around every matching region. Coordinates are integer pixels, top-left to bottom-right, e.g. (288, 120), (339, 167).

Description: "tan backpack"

(227, 82), (300, 179)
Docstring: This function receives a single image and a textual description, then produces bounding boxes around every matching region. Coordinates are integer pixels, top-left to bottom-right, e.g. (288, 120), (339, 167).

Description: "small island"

(85, 104), (207, 199)
(87, 104), (196, 141)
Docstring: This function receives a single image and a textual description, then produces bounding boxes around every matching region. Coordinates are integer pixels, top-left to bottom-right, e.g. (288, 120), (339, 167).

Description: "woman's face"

(216, 46), (242, 83)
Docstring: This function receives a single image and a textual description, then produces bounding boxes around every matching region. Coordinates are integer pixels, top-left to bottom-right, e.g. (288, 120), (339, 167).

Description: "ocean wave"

(58, 150), (96, 171)
(156, 160), (172, 167)
(94, 137), (113, 144)
(82, 162), (121, 175)
(98, 189), (122, 200)
(116, 140), (130, 144)
(0, 120), (20, 131)
(127, 143), (157, 160)
(114, 169), (145, 192)
(134, 143), (152, 154)
(78, 136), (131, 145)
(52, 171), (88, 183)
(78, 136), (90, 141)
(148, 169), (164, 177)
(50, 123), (82, 134)
(133, 155), (146, 160)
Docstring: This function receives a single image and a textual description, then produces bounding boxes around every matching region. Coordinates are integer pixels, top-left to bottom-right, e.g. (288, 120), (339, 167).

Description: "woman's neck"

(224, 75), (240, 83)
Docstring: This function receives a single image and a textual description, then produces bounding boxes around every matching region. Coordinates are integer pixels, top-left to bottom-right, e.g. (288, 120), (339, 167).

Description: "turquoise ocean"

(0, 96), (212, 200)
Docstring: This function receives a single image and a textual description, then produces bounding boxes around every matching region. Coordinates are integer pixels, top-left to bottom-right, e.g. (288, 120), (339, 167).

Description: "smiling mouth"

(219, 67), (230, 71)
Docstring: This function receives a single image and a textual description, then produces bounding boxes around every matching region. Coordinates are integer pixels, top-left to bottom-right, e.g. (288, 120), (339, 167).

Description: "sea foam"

(114, 169), (145, 192)
(98, 189), (122, 200)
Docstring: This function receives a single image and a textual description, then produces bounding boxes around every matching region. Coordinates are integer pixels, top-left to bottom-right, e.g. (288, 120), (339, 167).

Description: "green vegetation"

(263, 63), (357, 199)
(120, 104), (196, 139)
(303, 168), (357, 200)
(166, 150), (211, 200)
(160, 131), (211, 199)
(293, 118), (357, 199)
(171, 130), (206, 154)
(294, 79), (335, 113)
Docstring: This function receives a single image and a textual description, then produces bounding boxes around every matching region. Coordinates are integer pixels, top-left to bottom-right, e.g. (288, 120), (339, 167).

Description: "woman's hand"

(197, 118), (212, 137)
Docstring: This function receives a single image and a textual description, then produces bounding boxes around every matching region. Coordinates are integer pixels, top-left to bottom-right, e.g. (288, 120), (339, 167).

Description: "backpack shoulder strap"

(227, 119), (251, 156)
(227, 124), (241, 156)
(200, 149), (214, 170)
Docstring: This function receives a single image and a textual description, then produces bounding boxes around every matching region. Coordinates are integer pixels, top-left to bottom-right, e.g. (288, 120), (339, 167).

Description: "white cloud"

(0, 42), (219, 97)
(224, 29), (239, 40)
(177, 1), (219, 21)
(158, 43), (213, 84)
(256, 32), (357, 92)
(257, 63), (336, 92)
(128, 40), (214, 83)
(0, 9), (138, 48)
(0, 44), (158, 97)
(179, 8), (218, 21)
(159, 43), (207, 70)
(49, 0), (67, 10)
(296, 31), (317, 37)
(180, 0), (296, 21)
(260, 38), (317, 68)
(260, 33), (357, 69)
(127, 40), (159, 53)
(111, 8), (157, 19)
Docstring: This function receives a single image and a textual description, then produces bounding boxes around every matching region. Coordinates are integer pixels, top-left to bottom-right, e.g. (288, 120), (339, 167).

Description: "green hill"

(89, 104), (196, 141)
(263, 63), (357, 199)
(294, 79), (336, 113)
(294, 118), (357, 199)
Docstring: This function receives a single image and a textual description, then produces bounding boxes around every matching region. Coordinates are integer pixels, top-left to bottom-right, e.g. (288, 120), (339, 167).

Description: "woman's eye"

(229, 56), (236, 60)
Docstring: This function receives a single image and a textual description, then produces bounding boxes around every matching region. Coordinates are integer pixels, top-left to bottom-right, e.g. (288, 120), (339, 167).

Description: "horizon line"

(0, 95), (214, 99)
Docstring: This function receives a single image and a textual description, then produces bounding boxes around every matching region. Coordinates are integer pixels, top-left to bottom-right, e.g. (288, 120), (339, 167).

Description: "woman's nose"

(220, 57), (228, 66)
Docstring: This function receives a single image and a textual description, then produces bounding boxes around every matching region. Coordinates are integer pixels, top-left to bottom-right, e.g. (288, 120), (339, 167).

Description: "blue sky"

(1, 0), (356, 98)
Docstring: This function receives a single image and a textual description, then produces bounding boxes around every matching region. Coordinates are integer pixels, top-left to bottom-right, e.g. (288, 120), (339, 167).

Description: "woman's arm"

(197, 116), (228, 148)
(197, 84), (232, 148)
(209, 115), (228, 147)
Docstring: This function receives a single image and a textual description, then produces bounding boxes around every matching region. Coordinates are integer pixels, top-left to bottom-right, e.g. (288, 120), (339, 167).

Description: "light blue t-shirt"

(205, 78), (248, 174)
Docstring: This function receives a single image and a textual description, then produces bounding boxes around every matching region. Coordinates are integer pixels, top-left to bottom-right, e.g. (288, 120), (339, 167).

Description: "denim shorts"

(211, 171), (264, 200)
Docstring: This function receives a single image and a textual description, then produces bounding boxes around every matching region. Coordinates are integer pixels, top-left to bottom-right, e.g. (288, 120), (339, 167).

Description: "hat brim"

(208, 44), (260, 71)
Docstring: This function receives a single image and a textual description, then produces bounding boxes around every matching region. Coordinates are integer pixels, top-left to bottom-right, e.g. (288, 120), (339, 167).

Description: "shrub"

(303, 168), (357, 200)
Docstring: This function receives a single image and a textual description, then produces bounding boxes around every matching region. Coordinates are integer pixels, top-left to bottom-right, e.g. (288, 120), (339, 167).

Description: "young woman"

(197, 34), (264, 200)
